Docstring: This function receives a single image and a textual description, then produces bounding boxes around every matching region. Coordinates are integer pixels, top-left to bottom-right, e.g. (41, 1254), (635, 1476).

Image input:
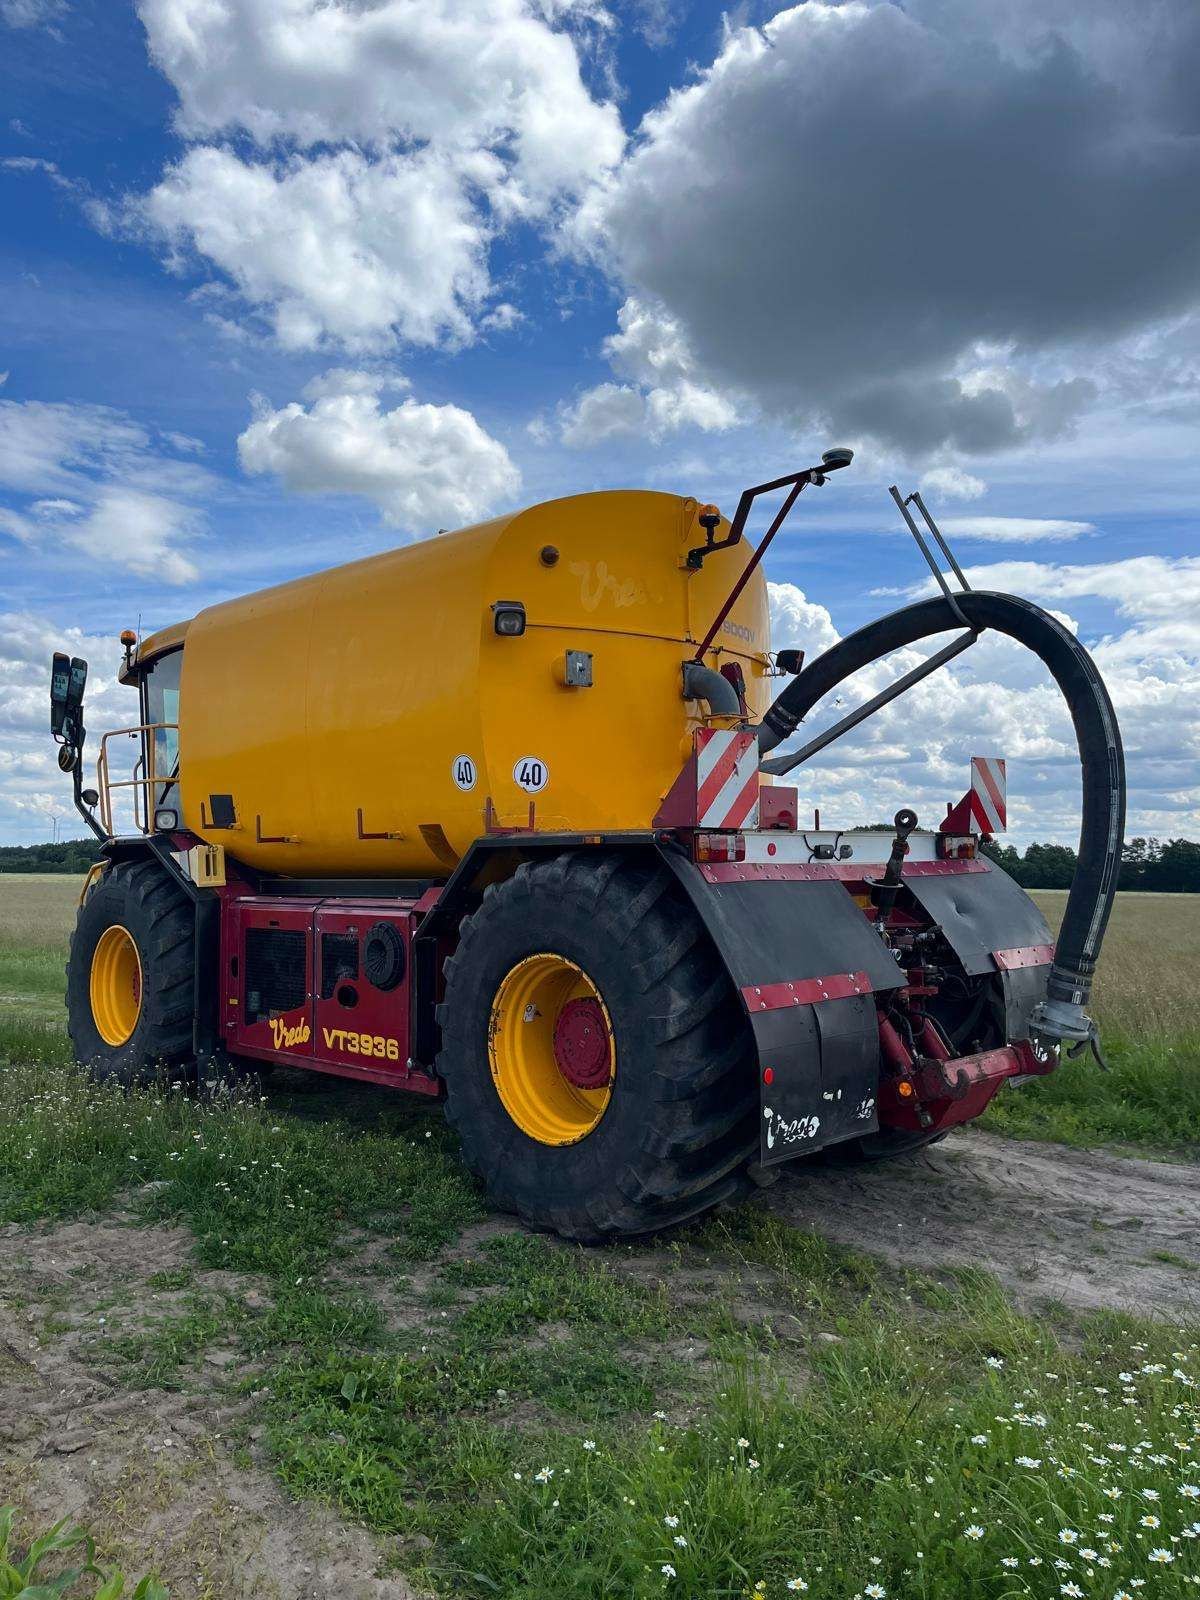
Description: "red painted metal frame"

(877, 1037), (1050, 1135)
(758, 786), (799, 831)
(993, 943), (1056, 970)
(742, 970), (872, 1012)
(217, 887), (440, 1095)
(700, 858), (987, 883)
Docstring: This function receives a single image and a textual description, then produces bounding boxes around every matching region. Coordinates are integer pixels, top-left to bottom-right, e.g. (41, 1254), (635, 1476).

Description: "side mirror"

(66, 656), (87, 717)
(50, 651), (70, 736)
(50, 652), (88, 740)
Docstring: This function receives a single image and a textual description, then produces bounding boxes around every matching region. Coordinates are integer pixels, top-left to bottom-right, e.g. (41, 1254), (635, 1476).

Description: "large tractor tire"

(66, 858), (195, 1085)
(437, 852), (758, 1242)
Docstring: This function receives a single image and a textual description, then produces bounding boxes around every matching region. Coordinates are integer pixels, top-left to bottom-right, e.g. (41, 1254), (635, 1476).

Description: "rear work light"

(694, 831), (746, 863)
(936, 833), (977, 860)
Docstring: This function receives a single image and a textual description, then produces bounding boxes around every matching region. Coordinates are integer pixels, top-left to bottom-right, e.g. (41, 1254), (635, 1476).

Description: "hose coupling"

(1030, 995), (1109, 1070)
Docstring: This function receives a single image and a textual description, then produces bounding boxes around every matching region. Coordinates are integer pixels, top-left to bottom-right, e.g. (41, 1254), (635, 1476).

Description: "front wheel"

(437, 853), (758, 1242)
(66, 858), (195, 1084)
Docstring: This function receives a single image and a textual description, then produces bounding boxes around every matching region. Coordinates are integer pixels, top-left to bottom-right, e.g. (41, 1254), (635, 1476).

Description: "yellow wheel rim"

(488, 954), (615, 1145)
(89, 924), (143, 1047)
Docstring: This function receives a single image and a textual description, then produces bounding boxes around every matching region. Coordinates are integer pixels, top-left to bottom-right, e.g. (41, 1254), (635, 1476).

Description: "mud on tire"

(436, 852), (758, 1242)
(67, 857), (195, 1085)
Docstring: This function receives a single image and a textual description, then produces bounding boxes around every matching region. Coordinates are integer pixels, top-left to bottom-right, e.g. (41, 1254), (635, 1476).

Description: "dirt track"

(768, 1127), (1200, 1315)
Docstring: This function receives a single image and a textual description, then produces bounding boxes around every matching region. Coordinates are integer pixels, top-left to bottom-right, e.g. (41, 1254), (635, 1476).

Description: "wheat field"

(1, 873), (1196, 1037)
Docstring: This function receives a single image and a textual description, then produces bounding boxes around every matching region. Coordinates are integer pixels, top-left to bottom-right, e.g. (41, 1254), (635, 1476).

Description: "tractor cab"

(50, 621), (188, 842)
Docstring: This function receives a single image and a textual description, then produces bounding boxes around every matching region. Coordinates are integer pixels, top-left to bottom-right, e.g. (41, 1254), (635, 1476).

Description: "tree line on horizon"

(983, 835), (1200, 893)
(1, 834), (1198, 891)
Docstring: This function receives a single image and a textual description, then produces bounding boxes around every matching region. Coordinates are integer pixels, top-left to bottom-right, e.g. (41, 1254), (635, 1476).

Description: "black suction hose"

(758, 592), (1125, 1045)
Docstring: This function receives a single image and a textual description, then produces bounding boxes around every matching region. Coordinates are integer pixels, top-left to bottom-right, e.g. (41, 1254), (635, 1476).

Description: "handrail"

(96, 723), (179, 837)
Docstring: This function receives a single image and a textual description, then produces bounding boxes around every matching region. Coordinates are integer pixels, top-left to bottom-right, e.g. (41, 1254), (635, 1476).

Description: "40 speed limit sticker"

(513, 756), (549, 793)
(451, 755), (477, 792)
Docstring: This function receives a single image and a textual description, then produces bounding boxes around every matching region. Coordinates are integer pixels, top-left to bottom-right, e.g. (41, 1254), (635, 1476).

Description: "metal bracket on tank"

(483, 796), (537, 835)
(255, 814), (300, 845)
(689, 449), (854, 661)
(356, 808), (406, 841)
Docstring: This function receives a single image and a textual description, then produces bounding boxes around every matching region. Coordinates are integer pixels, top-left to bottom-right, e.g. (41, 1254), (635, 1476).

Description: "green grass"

(0, 1052), (483, 1260)
(2, 876), (1199, 1595)
(0, 872), (79, 1025)
(1, 1045), (1198, 1598)
(0, 1504), (168, 1598)
(984, 1034), (1200, 1151)
(979, 890), (1200, 1153)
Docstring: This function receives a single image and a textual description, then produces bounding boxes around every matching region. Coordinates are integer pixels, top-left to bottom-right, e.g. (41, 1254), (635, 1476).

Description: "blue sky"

(2, 0), (1198, 847)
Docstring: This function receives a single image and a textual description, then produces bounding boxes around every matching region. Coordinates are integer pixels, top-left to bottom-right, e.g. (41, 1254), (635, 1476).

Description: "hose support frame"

(756, 591), (1125, 1043)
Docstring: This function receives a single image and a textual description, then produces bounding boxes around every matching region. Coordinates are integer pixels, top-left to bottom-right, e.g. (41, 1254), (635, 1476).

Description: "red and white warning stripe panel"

(970, 755), (1006, 833)
(696, 728), (760, 830)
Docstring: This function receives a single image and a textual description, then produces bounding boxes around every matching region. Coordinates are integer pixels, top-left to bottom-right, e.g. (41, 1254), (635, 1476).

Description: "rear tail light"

(936, 833), (977, 860)
(694, 831), (746, 863)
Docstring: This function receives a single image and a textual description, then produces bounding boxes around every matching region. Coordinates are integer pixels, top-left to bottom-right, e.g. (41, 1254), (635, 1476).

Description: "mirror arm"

(70, 726), (107, 843)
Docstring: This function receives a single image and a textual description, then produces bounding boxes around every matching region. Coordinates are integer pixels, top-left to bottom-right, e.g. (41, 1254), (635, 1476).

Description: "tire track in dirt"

(0, 1216), (423, 1600)
(765, 1129), (1200, 1315)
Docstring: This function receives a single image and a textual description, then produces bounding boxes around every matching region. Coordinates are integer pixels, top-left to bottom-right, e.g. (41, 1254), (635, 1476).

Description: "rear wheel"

(67, 858), (195, 1084)
(437, 853), (758, 1242)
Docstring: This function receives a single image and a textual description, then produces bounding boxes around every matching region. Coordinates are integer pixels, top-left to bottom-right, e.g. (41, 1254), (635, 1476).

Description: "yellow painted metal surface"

(172, 489), (771, 876)
(119, 618), (190, 685)
(89, 923), (142, 1046)
(487, 953), (614, 1144)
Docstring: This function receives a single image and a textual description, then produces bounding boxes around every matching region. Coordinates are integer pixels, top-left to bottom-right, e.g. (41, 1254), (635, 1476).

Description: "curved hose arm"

(682, 661), (743, 720)
(756, 591), (1125, 1046)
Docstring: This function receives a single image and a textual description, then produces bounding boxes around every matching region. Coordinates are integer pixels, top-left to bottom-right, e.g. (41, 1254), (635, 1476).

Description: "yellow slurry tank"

(172, 490), (771, 877)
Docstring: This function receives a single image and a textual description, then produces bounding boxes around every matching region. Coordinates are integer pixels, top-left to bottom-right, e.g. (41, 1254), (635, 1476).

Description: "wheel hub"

(488, 953), (616, 1145)
(89, 923), (143, 1047)
(553, 997), (612, 1089)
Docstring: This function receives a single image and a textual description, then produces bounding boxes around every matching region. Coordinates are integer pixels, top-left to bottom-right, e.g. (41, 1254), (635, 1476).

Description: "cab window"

(141, 648), (182, 800)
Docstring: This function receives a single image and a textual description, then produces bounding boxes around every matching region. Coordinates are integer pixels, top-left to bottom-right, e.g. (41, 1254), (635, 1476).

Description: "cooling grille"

(244, 927), (307, 1022)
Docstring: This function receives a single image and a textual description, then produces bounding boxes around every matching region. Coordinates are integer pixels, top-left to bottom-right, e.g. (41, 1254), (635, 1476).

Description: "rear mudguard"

(902, 864), (1054, 1043)
(657, 846), (1053, 1166)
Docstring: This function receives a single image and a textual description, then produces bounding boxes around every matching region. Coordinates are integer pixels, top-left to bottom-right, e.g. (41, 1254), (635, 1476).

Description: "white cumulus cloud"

(134, 146), (497, 353)
(767, 581), (840, 661)
(126, 0), (624, 350)
(137, 0), (623, 203)
(0, 611), (139, 841)
(919, 466), (987, 503)
(936, 516), (1093, 544)
(0, 399), (210, 584)
(559, 297), (738, 445)
(237, 370), (521, 532)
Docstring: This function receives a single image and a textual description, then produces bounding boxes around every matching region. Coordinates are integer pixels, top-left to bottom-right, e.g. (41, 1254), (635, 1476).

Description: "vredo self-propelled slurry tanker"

(49, 454), (1124, 1240)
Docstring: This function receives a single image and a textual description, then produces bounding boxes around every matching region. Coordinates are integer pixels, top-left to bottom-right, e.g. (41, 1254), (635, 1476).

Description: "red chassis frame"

(217, 887), (441, 1096)
(190, 834), (1053, 1136)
